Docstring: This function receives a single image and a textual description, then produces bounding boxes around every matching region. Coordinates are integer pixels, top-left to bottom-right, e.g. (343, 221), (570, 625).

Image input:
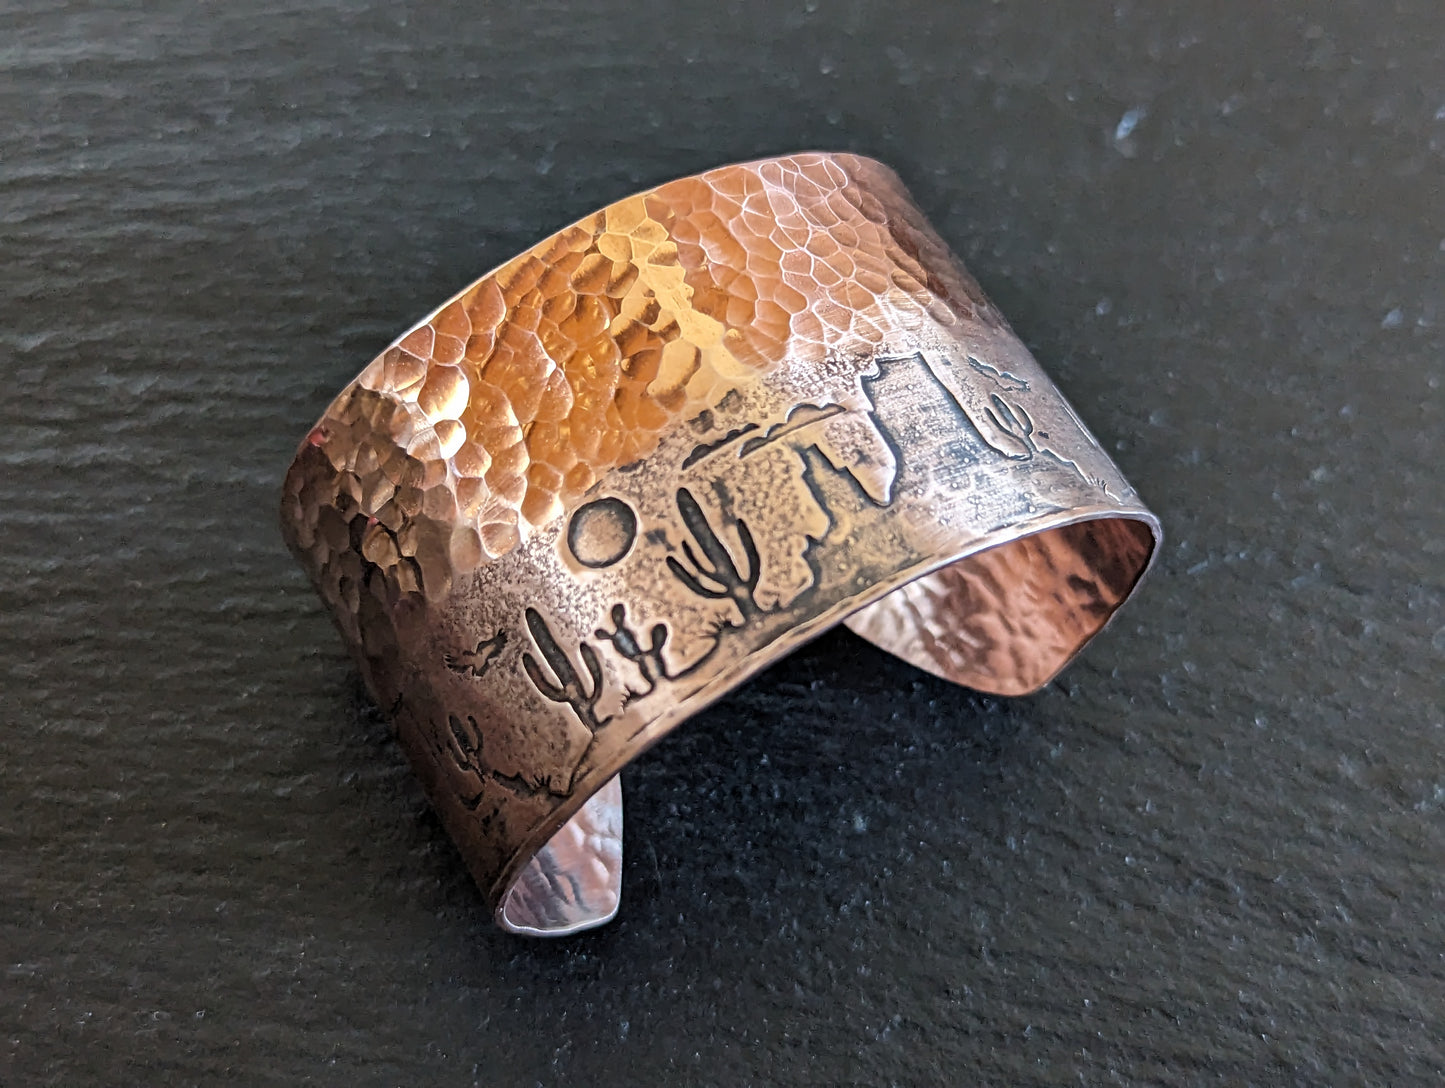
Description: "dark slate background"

(3, 0), (1442, 1084)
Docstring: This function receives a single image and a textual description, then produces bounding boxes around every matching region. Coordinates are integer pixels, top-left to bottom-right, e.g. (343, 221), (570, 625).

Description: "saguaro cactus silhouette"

(982, 394), (1040, 460)
(521, 607), (611, 731)
(667, 487), (764, 622)
(444, 713), (485, 776)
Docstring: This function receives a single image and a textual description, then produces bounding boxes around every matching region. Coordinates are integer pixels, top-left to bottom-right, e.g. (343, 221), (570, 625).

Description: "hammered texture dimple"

(280, 155), (999, 628)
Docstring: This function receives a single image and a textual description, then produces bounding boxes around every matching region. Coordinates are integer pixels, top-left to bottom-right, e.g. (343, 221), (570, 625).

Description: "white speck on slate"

(1114, 107), (1146, 141)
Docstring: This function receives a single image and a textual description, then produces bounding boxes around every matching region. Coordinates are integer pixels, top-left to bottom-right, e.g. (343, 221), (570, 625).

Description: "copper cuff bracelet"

(280, 153), (1160, 935)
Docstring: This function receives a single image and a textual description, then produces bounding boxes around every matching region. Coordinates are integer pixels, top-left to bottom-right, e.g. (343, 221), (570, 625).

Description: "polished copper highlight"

(280, 153), (1160, 935)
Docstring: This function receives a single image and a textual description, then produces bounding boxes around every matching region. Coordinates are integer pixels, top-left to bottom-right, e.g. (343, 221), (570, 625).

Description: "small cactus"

(982, 394), (1039, 460)
(521, 607), (611, 731)
(445, 712), (485, 775)
(595, 603), (671, 695)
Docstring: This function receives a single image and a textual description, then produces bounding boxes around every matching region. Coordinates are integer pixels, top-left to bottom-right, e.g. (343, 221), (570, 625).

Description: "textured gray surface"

(2, 1), (1442, 1084)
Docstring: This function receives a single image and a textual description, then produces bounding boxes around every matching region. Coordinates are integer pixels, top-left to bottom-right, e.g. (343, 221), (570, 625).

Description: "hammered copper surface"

(846, 519), (1157, 696)
(280, 153), (1160, 933)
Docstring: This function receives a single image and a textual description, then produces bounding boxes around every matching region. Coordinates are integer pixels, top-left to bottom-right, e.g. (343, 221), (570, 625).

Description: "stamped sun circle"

(567, 497), (639, 569)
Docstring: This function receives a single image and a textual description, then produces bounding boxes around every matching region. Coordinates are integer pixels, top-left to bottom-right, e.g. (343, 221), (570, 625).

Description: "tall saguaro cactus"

(521, 608), (611, 731)
(667, 487), (764, 623)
